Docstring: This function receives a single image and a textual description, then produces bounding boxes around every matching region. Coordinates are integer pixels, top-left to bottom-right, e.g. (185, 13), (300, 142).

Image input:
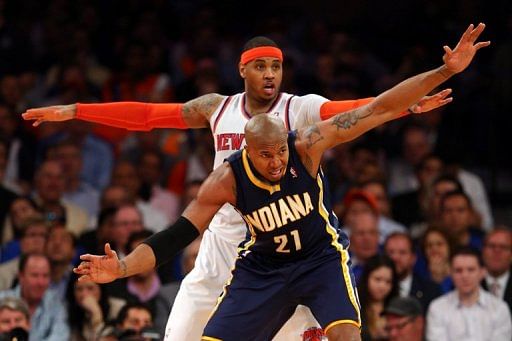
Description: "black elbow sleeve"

(142, 216), (200, 267)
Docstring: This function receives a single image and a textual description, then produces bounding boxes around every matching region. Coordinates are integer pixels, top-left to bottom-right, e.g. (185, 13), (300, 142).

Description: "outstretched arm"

(22, 93), (226, 129)
(296, 23), (490, 176)
(74, 163), (236, 283)
(319, 90), (453, 121)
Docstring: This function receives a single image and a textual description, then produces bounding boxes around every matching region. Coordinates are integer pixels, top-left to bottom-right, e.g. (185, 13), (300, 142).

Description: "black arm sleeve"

(142, 216), (200, 267)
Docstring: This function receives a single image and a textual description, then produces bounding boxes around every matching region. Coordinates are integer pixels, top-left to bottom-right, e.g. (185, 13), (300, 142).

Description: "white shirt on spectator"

(426, 288), (512, 341)
(485, 270), (510, 300)
(399, 273), (413, 297)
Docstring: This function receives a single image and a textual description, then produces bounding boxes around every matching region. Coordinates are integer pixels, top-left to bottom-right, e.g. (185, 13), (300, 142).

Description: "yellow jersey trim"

(201, 336), (223, 341)
(316, 173), (361, 324)
(324, 319), (361, 334)
(242, 149), (281, 195)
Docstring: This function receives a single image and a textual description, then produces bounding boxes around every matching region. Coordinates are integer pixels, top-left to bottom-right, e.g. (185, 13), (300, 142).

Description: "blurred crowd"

(0, 0), (511, 340)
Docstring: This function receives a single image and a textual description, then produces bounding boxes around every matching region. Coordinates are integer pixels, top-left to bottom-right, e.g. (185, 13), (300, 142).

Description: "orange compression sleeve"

(320, 98), (374, 120)
(320, 98), (412, 120)
(76, 102), (187, 131)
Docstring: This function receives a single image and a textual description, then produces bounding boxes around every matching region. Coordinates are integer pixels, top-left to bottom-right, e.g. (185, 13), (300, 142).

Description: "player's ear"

(239, 62), (246, 78)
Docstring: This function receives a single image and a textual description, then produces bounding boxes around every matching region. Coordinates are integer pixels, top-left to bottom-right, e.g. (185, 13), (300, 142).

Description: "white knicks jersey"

(207, 92), (328, 243)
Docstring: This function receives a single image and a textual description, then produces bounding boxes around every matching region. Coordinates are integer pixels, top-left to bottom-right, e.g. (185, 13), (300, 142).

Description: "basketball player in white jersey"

(23, 34), (455, 340)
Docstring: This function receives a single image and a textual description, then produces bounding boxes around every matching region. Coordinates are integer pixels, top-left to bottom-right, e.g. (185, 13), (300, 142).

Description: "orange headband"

(240, 46), (283, 64)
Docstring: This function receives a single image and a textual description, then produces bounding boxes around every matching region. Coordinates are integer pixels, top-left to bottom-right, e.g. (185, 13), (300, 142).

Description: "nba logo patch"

(302, 327), (325, 341)
(290, 167), (298, 178)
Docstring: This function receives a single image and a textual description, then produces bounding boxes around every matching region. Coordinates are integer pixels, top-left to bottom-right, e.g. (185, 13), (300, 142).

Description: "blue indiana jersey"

(226, 130), (349, 263)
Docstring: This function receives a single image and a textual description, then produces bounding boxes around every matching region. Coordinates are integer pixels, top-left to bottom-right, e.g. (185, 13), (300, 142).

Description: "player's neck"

(244, 93), (279, 116)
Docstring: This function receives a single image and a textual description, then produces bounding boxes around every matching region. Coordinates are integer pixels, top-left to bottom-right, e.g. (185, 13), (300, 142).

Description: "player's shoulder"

(198, 162), (236, 204)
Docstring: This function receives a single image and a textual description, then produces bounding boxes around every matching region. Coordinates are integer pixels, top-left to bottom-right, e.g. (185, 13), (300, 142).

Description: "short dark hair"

(18, 253), (49, 273)
(116, 302), (153, 326)
(450, 246), (484, 267)
(384, 232), (415, 254)
(242, 36), (278, 52)
(440, 189), (472, 211)
(432, 174), (463, 192)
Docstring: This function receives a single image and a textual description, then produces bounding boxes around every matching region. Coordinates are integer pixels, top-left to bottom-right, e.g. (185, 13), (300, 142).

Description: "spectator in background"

(358, 254), (399, 341)
(360, 180), (407, 238)
(382, 296), (425, 341)
(388, 122), (493, 230)
(0, 297), (30, 340)
(392, 153), (444, 233)
(427, 247), (512, 341)
(78, 207), (118, 255)
(481, 227), (512, 313)
(110, 160), (168, 232)
(110, 205), (144, 258)
(45, 225), (76, 299)
(36, 119), (114, 192)
(0, 104), (36, 195)
(48, 139), (100, 219)
(0, 216), (48, 290)
(0, 253), (69, 340)
(0, 138), (18, 236)
(32, 160), (89, 237)
(66, 273), (125, 341)
(419, 226), (455, 293)
(1, 197), (39, 246)
(439, 190), (485, 250)
(100, 185), (131, 210)
(388, 122), (433, 196)
(346, 209), (380, 282)
(124, 230), (186, 335)
(115, 302), (154, 336)
(136, 150), (180, 223)
(384, 232), (441, 312)
(343, 188), (402, 244)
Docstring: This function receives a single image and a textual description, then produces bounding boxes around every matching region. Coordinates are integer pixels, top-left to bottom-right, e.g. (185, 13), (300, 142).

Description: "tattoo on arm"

(331, 107), (373, 131)
(120, 260), (127, 278)
(302, 124), (324, 148)
(183, 94), (224, 122)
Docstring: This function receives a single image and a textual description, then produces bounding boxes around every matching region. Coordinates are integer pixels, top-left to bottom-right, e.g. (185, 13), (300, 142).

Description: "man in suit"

(385, 232), (442, 312)
(482, 227), (512, 313)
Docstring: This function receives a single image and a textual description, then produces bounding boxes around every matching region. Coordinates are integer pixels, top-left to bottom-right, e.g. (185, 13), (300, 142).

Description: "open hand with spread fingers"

(443, 23), (491, 74)
(73, 243), (123, 283)
(410, 88), (453, 114)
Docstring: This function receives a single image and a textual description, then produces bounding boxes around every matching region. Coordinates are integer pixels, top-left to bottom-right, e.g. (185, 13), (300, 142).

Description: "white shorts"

(164, 229), (321, 340)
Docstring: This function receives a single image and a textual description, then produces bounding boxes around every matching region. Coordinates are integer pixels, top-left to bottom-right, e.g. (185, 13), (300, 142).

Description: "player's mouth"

(263, 83), (275, 96)
(268, 167), (283, 180)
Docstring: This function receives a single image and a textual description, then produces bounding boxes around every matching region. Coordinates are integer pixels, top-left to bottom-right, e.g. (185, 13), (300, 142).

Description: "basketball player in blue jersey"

(22, 32), (455, 341)
(73, 23), (489, 340)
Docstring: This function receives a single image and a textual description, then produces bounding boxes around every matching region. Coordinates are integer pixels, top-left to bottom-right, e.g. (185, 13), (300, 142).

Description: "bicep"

(182, 93), (225, 128)
(181, 162), (235, 230)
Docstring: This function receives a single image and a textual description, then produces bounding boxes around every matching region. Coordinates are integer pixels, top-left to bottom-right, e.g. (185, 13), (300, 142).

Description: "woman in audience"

(420, 226), (455, 293)
(66, 273), (125, 341)
(358, 254), (399, 340)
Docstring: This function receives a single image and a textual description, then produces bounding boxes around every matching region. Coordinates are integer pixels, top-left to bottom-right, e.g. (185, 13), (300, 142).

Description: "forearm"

(373, 65), (454, 119)
(76, 102), (188, 130)
(119, 243), (156, 278)
(142, 216), (200, 268)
